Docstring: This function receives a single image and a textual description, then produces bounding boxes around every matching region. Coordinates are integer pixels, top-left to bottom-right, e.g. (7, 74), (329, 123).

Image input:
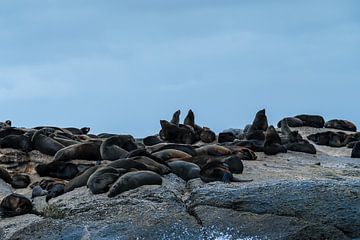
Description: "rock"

(187, 180), (360, 238)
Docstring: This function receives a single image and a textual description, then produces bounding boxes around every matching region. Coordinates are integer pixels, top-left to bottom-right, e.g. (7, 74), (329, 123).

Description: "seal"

(143, 135), (162, 146)
(183, 109), (195, 128)
(46, 183), (65, 202)
(0, 128), (26, 138)
(0, 167), (12, 184)
(10, 174), (30, 189)
(54, 142), (102, 161)
(167, 160), (200, 181)
(108, 170), (162, 197)
(152, 149), (192, 162)
(87, 166), (126, 194)
(264, 126), (287, 155)
(0, 135), (32, 152)
(200, 161), (252, 183)
(294, 114), (325, 128)
(277, 117), (303, 128)
(325, 119), (357, 132)
(195, 144), (232, 156)
(64, 165), (101, 193)
(170, 110), (181, 125)
(222, 155), (244, 174)
(31, 130), (65, 156)
(159, 120), (197, 144)
(351, 141), (360, 158)
(64, 127), (90, 135)
(109, 156), (170, 175)
(35, 161), (79, 180)
(0, 120), (11, 129)
(307, 131), (348, 147)
(0, 193), (32, 217)
(31, 185), (47, 199)
(200, 127), (216, 143)
(150, 143), (197, 157)
(100, 136), (134, 160)
(218, 132), (236, 143)
(246, 109), (268, 140)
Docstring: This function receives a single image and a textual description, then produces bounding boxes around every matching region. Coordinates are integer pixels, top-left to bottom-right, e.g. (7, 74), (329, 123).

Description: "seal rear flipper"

(231, 176), (253, 183)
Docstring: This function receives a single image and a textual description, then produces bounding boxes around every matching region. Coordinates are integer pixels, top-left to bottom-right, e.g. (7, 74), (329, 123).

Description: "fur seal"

(351, 141), (360, 158)
(264, 126), (287, 155)
(54, 142), (101, 161)
(31, 185), (47, 199)
(0, 135), (32, 152)
(87, 166), (126, 194)
(277, 117), (303, 128)
(108, 170), (162, 197)
(46, 183), (65, 202)
(167, 160), (200, 181)
(64, 165), (101, 193)
(246, 109), (268, 140)
(10, 174), (30, 189)
(36, 161), (79, 180)
(64, 127), (90, 135)
(0, 128), (26, 138)
(31, 131), (65, 156)
(0, 167), (12, 184)
(0, 193), (32, 217)
(160, 120), (197, 144)
(195, 144), (232, 156)
(152, 149), (192, 162)
(183, 109), (195, 128)
(0, 120), (11, 129)
(223, 155), (244, 174)
(294, 114), (325, 128)
(150, 143), (197, 157)
(200, 127), (216, 143)
(325, 119), (357, 132)
(170, 110), (181, 125)
(143, 135), (162, 146)
(218, 132), (236, 143)
(307, 131), (348, 147)
(200, 161), (252, 183)
(100, 136), (134, 160)
(109, 156), (170, 175)
(286, 142), (316, 154)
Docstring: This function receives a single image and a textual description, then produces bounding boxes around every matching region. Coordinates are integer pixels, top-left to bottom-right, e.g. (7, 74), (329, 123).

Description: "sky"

(0, 0), (359, 137)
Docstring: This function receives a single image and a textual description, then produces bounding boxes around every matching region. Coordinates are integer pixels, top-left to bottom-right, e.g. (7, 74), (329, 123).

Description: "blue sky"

(0, 1), (359, 137)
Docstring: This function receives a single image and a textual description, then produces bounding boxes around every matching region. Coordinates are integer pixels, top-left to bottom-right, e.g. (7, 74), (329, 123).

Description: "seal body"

(168, 160), (200, 181)
(325, 119), (357, 132)
(108, 171), (162, 197)
(294, 114), (325, 128)
(0, 193), (32, 217)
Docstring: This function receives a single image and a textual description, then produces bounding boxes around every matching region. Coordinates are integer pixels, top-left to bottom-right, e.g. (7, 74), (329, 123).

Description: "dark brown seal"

(264, 126), (287, 155)
(325, 119), (357, 132)
(0, 193), (32, 217)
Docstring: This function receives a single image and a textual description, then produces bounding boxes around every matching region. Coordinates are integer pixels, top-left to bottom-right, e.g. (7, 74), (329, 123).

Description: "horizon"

(1, 1), (359, 137)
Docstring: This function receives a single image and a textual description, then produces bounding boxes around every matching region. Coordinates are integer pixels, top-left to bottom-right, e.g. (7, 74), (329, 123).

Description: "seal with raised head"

(325, 119), (357, 132)
(170, 110), (181, 125)
(264, 126), (287, 155)
(183, 109), (195, 128)
(0, 193), (32, 217)
(246, 109), (268, 141)
(167, 160), (200, 181)
(87, 166), (126, 194)
(294, 114), (325, 128)
(54, 142), (102, 161)
(108, 170), (162, 197)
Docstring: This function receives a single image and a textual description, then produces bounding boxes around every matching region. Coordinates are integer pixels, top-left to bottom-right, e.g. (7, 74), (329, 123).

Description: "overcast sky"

(0, 1), (359, 137)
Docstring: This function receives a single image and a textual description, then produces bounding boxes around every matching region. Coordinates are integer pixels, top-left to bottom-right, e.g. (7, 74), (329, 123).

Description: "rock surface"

(0, 127), (360, 240)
